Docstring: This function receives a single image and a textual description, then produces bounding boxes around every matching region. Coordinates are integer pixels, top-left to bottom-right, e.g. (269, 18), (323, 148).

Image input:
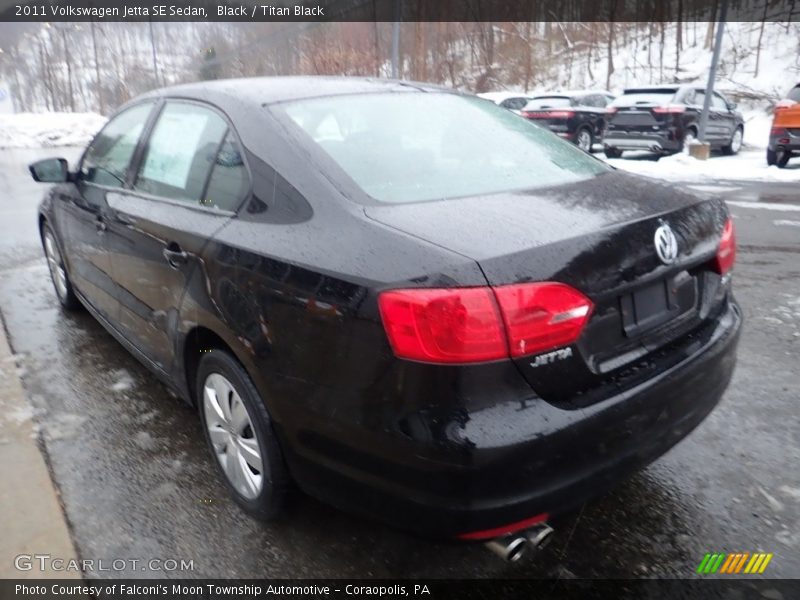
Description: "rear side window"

(612, 90), (677, 106)
(81, 102), (154, 188)
(581, 94), (606, 108)
(202, 132), (249, 211)
(501, 97), (529, 111)
(693, 90), (706, 106)
(712, 93), (728, 110)
(134, 102), (228, 204)
(787, 85), (800, 102)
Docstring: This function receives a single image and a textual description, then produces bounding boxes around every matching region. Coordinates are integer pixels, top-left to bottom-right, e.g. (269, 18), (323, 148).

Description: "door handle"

(163, 243), (188, 268)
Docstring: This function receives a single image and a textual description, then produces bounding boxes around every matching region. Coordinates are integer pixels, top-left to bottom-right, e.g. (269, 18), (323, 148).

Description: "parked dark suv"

(603, 85), (744, 158)
(521, 91), (615, 152)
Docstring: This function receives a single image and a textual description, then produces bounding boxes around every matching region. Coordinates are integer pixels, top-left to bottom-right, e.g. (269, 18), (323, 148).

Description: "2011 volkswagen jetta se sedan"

(30, 77), (741, 544)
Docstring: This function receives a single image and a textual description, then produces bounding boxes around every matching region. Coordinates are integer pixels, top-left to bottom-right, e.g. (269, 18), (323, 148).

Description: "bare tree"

(754, 1), (769, 77)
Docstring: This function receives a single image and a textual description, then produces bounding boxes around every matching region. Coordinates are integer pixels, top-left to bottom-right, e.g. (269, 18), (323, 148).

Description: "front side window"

(277, 92), (609, 204)
(81, 102), (154, 188)
(712, 93), (728, 110)
(134, 102), (228, 204)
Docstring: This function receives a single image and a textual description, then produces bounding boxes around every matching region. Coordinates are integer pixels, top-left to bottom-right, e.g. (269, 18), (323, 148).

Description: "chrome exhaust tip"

(525, 523), (555, 550)
(484, 535), (529, 563)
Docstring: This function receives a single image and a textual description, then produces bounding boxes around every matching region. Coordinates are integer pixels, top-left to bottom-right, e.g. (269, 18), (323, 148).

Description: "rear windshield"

(788, 85), (800, 102)
(524, 96), (573, 109)
(276, 93), (608, 204)
(612, 90), (677, 106)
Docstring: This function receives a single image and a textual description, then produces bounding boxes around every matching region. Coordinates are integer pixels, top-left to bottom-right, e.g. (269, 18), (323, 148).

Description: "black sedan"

(30, 77), (741, 556)
(521, 90), (615, 151)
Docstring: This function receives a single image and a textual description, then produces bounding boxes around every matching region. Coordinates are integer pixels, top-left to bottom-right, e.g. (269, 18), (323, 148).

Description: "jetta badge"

(654, 222), (679, 265)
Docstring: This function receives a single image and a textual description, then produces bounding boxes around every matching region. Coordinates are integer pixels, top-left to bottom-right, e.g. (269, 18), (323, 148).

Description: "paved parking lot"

(0, 147), (798, 579)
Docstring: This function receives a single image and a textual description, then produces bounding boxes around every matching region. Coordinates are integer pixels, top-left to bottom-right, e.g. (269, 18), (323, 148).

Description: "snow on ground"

(0, 112), (106, 149)
(740, 110), (774, 149)
(603, 149), (799, 183)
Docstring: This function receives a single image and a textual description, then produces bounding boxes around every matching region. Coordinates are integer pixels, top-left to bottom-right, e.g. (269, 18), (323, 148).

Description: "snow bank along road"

(0, 146), (797, 579)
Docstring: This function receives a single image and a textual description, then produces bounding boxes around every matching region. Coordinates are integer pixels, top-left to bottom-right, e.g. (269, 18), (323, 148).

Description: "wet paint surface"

(0, 148), (798, 578)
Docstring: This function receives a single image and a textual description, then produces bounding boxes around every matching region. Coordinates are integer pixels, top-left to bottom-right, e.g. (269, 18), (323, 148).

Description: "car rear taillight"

(378, 288), (507, 363)
(546, 110), (575, 119)
(653, 105), (686, 114)
(771, 127), (791, 144)
(493, 283), (593, 358)
(713, 217), (736, 275)
(378, 283), (593, 364)
(522, 110), (575, 119)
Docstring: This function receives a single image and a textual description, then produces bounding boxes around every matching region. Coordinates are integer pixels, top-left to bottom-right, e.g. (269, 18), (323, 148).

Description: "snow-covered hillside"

(0, 113), (106, 149)
(496, 22), (799, 148)
(506, 22), (799, 103)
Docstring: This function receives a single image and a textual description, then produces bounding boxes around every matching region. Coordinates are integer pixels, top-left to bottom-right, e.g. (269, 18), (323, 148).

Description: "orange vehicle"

(768, 82), (800, 168)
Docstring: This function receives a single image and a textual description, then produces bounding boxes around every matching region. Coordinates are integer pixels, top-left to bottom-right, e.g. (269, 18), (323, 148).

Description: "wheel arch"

(181, 325), (250, 407)
(577, 124), (594, 138)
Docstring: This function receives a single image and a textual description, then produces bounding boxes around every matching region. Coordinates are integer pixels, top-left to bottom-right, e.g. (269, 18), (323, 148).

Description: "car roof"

(477, 91), (531, 102)
(622, 85), (686, 93)
(137, 76), (453, 108)
(533, 89), (613, 98)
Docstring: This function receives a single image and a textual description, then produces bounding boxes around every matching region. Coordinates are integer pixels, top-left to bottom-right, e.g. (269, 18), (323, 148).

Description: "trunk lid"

(522, 97), (575, 130)
(607, 89), (681, 134)
(366, 171), (729, 405)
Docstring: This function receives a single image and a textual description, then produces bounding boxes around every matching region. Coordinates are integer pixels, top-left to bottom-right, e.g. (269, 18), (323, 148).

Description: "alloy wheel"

(577, 130), (592, 152)
(730, 129), (743, 153)
(202, 372), (264, 499)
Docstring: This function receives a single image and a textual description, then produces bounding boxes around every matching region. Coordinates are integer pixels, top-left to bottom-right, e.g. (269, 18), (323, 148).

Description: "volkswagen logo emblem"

(654, 223), (679, 264)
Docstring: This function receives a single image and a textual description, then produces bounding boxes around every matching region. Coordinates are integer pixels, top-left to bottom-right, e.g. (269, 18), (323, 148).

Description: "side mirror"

(29, 158), (69, 183)
(727, 101), (737, 111)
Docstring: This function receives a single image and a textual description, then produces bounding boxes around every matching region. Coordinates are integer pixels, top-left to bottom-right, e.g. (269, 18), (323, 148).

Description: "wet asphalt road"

(0, 147), (798, 579)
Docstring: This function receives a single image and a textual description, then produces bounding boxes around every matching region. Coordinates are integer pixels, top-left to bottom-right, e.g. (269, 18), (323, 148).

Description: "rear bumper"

(768, 130), (800, 152)
(285, 300), (741, 539)
(528, 120), (575, 141)
(604, 133), (681, 152)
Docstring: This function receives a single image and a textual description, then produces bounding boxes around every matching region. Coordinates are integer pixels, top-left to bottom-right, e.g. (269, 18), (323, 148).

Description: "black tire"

(604, 147), (623, 159)
(767, 148), (777, 166)
(775, 150), (792, 169)
(41, 222), (80, 311)
(721, 126), (743, 156)
(767, 148), (791, 168)
(197, 349), (289, 521)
